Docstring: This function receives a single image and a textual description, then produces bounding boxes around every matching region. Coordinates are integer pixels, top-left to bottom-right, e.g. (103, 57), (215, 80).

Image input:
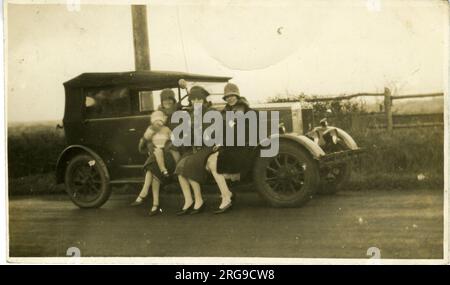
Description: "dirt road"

(8, 189), (443, 259)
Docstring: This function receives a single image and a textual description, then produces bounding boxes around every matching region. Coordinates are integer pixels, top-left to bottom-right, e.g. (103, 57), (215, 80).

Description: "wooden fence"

(304, 88), (444, 132)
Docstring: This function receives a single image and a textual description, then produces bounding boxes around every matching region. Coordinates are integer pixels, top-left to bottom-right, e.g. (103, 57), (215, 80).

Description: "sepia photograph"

(3, 0), (449, 264)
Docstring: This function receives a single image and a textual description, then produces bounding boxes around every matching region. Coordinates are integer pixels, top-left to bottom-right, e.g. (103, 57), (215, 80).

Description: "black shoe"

(230, 192), (236, 202)
(214, 201), (233, 214)
(176, 203), (193, 216)
(148, 206), (161, 216)
(190, 203), (205, 215)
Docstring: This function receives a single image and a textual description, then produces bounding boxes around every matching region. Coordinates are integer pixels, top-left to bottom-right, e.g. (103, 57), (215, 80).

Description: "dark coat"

(143, 150), (176, 183)
(138, 137), (176, 184)
(174, 104), (216, 183)
(217, 98), (256, 178)
(222, 97), (250, 112)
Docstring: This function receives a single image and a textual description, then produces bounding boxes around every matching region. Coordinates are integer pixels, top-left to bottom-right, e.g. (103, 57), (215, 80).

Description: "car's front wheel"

(64, 154), (111, 208)
(318, 139), (353, 195)
(253, 142), (320, 207)
(318, 163), (351, 195)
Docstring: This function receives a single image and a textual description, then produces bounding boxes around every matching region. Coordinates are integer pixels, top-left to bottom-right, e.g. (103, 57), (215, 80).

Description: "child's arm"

(143, 126), (156, 141)
(138, 138), (155, 155)
(138, 127), (156, 154)
(138, 137), (148, 154)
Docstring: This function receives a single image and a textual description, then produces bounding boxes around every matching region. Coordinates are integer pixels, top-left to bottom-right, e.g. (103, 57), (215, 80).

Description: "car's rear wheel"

(64, 154), (111, 208)
(253, 142), (320, 207)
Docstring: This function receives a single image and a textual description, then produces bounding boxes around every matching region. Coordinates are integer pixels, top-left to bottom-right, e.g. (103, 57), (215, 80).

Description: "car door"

(83, 87), (143, 165)
(115, 88), (175, 166)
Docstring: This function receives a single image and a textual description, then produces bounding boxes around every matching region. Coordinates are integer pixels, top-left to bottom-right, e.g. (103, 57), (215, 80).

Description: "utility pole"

(131, 5), (150, 71)
(131, 5), (153, 111)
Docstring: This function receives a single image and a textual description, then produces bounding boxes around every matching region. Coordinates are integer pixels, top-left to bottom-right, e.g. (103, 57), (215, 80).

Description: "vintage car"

(56, 71), (362, 209)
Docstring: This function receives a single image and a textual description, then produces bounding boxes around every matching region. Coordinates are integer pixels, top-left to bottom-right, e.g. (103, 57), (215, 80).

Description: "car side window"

(84, 87), (131, 119)
(138, 91), (155, 112)
(138, 88), (177, 112)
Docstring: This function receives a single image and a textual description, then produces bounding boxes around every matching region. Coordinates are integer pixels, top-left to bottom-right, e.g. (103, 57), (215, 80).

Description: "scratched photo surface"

(5, 0), (448, 262)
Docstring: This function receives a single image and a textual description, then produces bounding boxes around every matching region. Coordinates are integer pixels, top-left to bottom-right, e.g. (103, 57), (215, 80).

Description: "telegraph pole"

(131, 5), (150, 71)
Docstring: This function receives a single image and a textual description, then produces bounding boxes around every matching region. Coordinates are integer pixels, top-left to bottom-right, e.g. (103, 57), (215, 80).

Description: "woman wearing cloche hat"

(206, 83), (254, 213)
(173, 85), (216, 215)
(222, 82), (250, 112)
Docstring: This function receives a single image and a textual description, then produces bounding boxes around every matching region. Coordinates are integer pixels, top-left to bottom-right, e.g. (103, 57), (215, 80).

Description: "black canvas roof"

(63, 70), (232, 89)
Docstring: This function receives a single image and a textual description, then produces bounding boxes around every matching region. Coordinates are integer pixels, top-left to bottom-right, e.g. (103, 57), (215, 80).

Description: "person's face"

(225, 95), (238, 106)
(191, 98), (204, 105)
(162, 99), (175, 110)
(152, 120), (164, 129)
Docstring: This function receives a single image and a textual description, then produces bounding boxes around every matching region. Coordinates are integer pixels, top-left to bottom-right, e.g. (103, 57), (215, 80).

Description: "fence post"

(351, 113), (359, 131)
(384, 87), (393, 132)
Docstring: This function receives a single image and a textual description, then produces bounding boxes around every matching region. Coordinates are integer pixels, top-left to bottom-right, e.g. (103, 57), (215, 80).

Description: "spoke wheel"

(253, 141), (320, 207)
(65, 154), (111, 208)
(264, 153), (307, 198)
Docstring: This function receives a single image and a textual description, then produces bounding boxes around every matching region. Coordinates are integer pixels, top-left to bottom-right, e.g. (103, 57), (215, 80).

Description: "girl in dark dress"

(175, 86), (232, 215)
(206, 83), (255, 213)
(174, 86), (218, 215)
(131, 89), (180, 216)
(217, 89), (254, 177)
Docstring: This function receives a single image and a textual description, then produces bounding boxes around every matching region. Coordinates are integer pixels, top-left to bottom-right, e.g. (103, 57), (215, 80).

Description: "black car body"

(57, 70), (361, 208)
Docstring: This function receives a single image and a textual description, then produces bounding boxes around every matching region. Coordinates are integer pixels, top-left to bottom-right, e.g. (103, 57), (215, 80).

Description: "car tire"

(318, 163), (351, 195)
(64, 154), (111, 209)
(253, 141), (320, 207)
(317, 140), (352, 195)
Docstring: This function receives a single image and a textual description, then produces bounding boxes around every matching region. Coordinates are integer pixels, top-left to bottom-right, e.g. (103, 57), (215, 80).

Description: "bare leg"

(206, 153), (232, 208)
(178, 175), (193, 210)
(188, 179), (203, 209)
(136, 171), (152, 202)
(170, 150), (181, 164)
(154, 148), (167, 174)
(151, 177), (160, 211)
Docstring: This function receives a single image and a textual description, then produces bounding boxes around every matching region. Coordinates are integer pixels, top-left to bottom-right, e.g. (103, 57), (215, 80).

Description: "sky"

(6, 0), (448, 122)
